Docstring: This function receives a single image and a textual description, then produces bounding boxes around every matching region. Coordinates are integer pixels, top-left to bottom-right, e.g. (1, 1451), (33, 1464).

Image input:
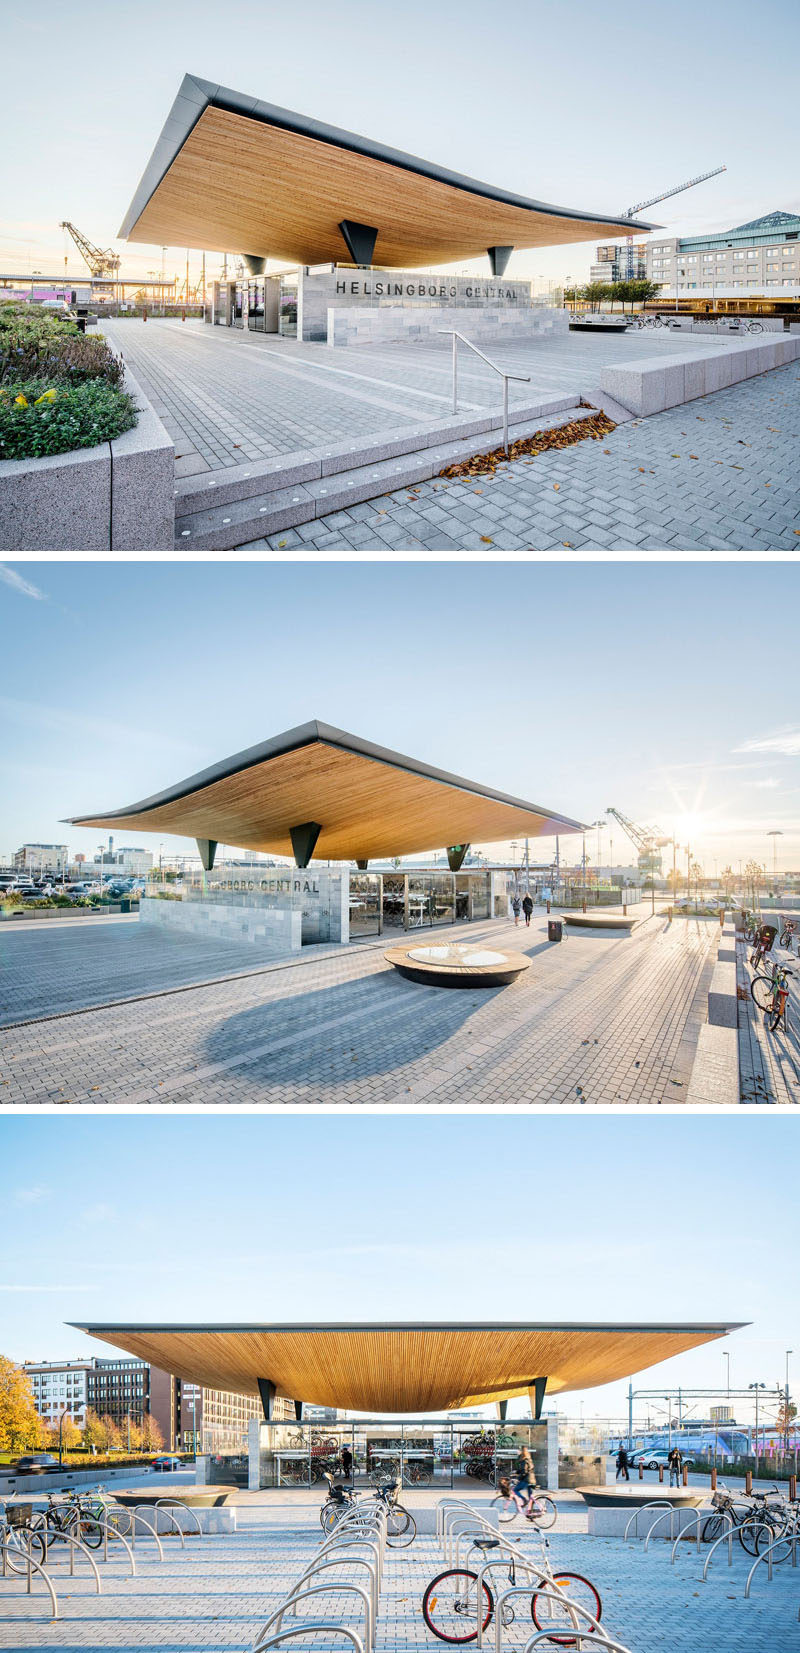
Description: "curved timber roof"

(69, 1321), (745, 1412)
(66, 720), (585, 865)
(119, 74), (656, 264)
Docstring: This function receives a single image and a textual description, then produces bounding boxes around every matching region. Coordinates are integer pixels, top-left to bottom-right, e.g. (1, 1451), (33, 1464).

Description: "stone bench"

(599, 334), (800, 416)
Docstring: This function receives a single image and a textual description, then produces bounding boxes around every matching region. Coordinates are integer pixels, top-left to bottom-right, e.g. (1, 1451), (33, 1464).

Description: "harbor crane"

(606, 808), (671, 877)
(59, 221), (121, 279)
(619, 165), (727, 280)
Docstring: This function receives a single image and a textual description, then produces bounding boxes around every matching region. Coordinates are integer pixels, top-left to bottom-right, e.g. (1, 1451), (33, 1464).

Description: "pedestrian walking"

(615, 1445), (630, 1482)
(511, 894), (521, 926)
(668, 1446), (683, 1487)
(340, 1445), (353, 1481)
(522, 893), (534, 927)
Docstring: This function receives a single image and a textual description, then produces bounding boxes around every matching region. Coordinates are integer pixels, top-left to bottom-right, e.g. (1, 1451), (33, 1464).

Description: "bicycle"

(491, 1476), (557, 1528)
(751, 962), (793, 1032)
(633, 314), (663, 329)
(737, 1490), (787, 1555)
(779, 920), (797, 950)
(0, 1507), (48, 1574)
(729, 318), (764, 334)
(29, 1491), (104, 1550)
(318, 1472), (416, 1546)
(750, 925), (777, 972)
(422, 1535), (601, 1646)
(755, 1498), (800, 1562)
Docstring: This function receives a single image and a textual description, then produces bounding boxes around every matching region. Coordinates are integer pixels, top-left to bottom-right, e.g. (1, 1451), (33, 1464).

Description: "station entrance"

(349, 869), (502, 938)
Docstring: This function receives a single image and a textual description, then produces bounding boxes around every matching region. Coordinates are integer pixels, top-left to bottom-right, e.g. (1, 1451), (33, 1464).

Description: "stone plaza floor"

(1, 1469), (795, 1653)
(102, 319), (800, 551)
(0, 910), (721, 1105)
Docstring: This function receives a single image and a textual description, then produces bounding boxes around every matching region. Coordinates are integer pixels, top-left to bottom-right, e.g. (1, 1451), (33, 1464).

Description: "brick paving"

(1, 1477), (795, 1652)
(736, 923), (800, 1105)
(0, 912), (720, 1105)
(256, 363), (800, 553)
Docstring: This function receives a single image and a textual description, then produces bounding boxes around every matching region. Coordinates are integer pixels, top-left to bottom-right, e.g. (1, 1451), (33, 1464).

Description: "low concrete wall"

(599, 334), (800, 416)
(0, 1463), (154, 1496)
(0, 365), (174, 550)
(327, 304), (568, 349)
(685, 923), (739, 1104)
(140, 894), (302, 955)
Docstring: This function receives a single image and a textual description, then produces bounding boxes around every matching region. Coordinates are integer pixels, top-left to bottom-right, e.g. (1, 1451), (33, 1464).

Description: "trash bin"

(120, 898), (131, 914)
(548, 920), (563, 943)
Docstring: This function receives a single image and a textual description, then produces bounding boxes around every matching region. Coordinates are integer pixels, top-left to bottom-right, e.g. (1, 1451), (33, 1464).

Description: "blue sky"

(1, 0), (797, 290)
(1, 560), (798, 871)
(0, 1113), (796, 1424)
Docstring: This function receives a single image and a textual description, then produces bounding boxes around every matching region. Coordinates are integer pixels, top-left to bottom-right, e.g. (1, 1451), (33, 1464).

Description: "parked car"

(151, 1454), (182, 1472)
(12, 1453), (61, 1473)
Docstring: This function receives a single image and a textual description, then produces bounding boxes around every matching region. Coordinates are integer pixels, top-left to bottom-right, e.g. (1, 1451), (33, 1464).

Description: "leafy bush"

(0, 301), (126, 394)
(0, 377), (137, 459)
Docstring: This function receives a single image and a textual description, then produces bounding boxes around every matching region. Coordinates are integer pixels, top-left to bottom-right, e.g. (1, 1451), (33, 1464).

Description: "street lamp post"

(749, 1382), (766, 1471)
(767, 830), (783, 890)
(785, 1350), (793, 1453)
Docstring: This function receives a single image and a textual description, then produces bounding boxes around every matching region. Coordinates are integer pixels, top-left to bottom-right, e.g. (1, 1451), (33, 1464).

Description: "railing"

(439, 330), (531, 456)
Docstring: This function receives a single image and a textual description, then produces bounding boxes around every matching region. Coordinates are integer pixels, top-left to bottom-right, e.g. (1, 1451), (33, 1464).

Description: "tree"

(776, 1398), (798, 1446)
(101, 1414), (123, 1452)
(83, 1409), (109, 1453)
(58, 1413), (82, 1451)
(140, 1411), (164, 1452)
(0, 1356), (41, 1453)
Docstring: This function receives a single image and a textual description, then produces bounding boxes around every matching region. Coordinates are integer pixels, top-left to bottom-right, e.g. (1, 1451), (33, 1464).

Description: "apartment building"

(646, 209), (800, 297)
(14, 844), (69, 875)
(24, 1359), (92, 1428)
(590, 242), (647, 284)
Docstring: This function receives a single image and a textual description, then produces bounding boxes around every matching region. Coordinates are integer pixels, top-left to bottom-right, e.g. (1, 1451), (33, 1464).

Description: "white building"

(14, 844), (69, 876)
(24, 1359), (92, 1428)
(646, 209), (800, 299)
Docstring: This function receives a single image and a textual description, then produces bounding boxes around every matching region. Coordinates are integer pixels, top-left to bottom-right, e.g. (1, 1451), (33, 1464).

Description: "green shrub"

(0, 377), (137, 459)
(0, 303), (126, 390)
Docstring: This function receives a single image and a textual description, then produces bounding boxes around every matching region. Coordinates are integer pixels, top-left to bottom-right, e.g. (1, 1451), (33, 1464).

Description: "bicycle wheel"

(748, 321), (763, 333)
(320, 1501), (342, 1534)
(491, 1494), (519, 1524)
(739, 1519), (773, 1556)
(531, 1573), (602, 1647)
(4, 1527), (48, 1573)
(422, 1569), (493, 1644)
(767, 1005), (785, 1034)
(701, 1512), (729, 1543)
(751, 975), (775, 1011)
(74, 1515), (104, 1550)
(386, 1504), (416, 1547)
(529, 1495), (558, 1530)
(755, 1522), (794, 1563)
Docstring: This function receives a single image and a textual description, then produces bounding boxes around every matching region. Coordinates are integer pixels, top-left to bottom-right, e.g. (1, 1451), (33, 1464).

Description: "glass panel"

(382, 873), (406, 930)
(454, 1423), (497, 1487)
(248, 279), (266, 332)
(350, 873), (382, 936)
(231, 282), (244, 328)
(407, 874), (455, 929)
(280, 277), (298, 337)
(260, 1421), (309, 1488)
(401, 1423), (437, 1487)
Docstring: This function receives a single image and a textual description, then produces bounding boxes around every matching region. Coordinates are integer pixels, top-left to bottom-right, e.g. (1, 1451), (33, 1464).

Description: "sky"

(0, 1113), (796, 1426)
(1, 0), (798, 291)
(1, 559), (798, 872)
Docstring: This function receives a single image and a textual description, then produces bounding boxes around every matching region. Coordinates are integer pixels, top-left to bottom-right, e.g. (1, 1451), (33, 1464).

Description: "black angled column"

(488, 246), (514, 278)
(196, 838), (217, 871)
(243, 255), (267, 276)
(257, 1378), (277, 1420)
(528, 1377), (548, 1419)
(339, 220), (378, 266)
(290, 822), (322, 868)
(446, 844), (470, 872)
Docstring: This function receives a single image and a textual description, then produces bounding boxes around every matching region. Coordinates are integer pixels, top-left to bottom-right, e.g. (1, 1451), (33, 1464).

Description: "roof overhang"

(65, 720), (584, 865)
(70, 1321), (746, 1412)
(119, 74), (657, 265)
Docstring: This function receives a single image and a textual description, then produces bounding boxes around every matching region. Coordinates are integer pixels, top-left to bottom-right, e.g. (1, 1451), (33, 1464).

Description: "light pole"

(785, 1351), (793, 1453)
(749, 1382), (766, 1470)
(767, 830), (782, 890)
(723, 1350), (730, 1399)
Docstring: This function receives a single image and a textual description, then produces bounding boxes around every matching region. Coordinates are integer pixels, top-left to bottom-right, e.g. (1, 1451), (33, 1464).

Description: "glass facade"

(256, 1418), (550, 1490)
(348, 869), (495, 935)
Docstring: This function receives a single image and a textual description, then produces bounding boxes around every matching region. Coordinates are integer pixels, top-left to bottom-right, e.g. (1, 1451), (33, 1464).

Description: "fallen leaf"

(480, 536), (494, 544)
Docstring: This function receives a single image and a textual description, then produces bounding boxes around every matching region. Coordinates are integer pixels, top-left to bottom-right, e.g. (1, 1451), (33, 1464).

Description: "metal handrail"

(0, 1532), (59, 1618)
(744, 1529), (800, 1596)
(254, 1582), (373, 1653)
(701, 1519), (772, 1580)
(439, 329), (531, 456)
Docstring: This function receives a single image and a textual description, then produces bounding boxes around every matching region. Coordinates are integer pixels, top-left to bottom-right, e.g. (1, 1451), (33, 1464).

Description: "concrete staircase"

(173, 395), (593, 550)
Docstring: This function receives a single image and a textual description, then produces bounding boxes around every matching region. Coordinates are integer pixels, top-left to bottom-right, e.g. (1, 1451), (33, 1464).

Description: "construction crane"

(619, 165), (727, 280)
(59, 221), (121, 279)
(606, 809), (671, 877)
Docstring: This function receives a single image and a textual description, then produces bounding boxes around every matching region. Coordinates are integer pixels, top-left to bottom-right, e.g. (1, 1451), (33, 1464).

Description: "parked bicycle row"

(623, 1491), (800, 1606)
(743, 914), (795, 1036)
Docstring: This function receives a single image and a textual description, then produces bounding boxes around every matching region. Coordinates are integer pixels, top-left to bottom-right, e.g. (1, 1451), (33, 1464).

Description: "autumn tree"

(58, 1413), (83, 1451)
(0, 1356), (41, 1453)
(140, 1411), (164, 1451)
(82, 1409), (109, 1452)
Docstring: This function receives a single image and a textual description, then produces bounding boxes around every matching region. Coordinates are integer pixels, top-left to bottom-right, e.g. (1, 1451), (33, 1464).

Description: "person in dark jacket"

(615, 1445), (630, 1481)
(513, 1446), (537, 1515)
(522, 893), (534, 927)
(668, 1446), (683, 1486)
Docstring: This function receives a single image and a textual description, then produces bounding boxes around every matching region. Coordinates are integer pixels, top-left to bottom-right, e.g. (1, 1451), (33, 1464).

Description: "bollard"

(790, 1475), (797, 1502)
(668, 905), (673, 922)
(638, 1462), (644, 1480)
(181, 308), (186, 322)
(143, 308), (147, 323)
(711, 1468), (717, 1490)
(623, 903), (627, 915)
(719, 908), (725, 928)
(546, 900), (551, 915)
(682, 1465), (688, 1486)
(658, 1464), (664, 1483)
(582, 898), (587, 914)
(745, 1470), (753, 1494)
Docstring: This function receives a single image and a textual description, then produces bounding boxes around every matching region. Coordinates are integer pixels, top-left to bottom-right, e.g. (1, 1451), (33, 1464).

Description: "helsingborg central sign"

(335, 277), (529, 303)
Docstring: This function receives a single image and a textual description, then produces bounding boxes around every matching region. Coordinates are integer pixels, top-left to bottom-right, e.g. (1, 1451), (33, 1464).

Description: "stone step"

(174, 401), (593, 550)
(173, 393), (580, 523)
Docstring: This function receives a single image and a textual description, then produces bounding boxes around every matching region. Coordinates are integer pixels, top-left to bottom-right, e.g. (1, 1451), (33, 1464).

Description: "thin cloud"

(0, 1284), (90, 1293)
(0, 564), (46, 601)
(13, 1185), (50, 1205)
(735, 727), (800, 757)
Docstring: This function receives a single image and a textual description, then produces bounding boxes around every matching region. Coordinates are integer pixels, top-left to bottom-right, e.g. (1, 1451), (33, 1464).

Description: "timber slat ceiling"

(72, 1323), (743, 1411)
(67, 722), (583, 862)
(120, 76), (656, 262)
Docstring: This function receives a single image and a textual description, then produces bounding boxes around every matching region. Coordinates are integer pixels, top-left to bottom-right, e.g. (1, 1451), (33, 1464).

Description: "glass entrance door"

(248, 279), (265, 331)
(350, 874), (382, 936)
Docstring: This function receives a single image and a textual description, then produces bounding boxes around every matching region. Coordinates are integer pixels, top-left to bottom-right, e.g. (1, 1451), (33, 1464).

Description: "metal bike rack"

(622, 1501), (675, 1542)
(0, 1533), (59, 1619)
(643, 1505), (706, 1552)
(155, 1497), (204, 1539)
(701, 1519), (772, 1581)
(103, 1504), (165, 1562)
(436, 1499), (478, 1540)
(475, 1553), (550, 1646)
(252, 1625), (365, 1653)
(36, 1526), (102, 1594)
(318, 1514), (386, 1569)
(493, 1583), (610, 1653)
(90, 1514), (137, 1576)
(254, 1582), (373, 1653)
(668, 1506), (717, 1562)
(440, 330), (531, 457)
(744, 1529), (800, 1596)
(524, 1633), (632, 1653)
(140, 1503), (185, 1547)
(286, 1553), (379, 1634)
